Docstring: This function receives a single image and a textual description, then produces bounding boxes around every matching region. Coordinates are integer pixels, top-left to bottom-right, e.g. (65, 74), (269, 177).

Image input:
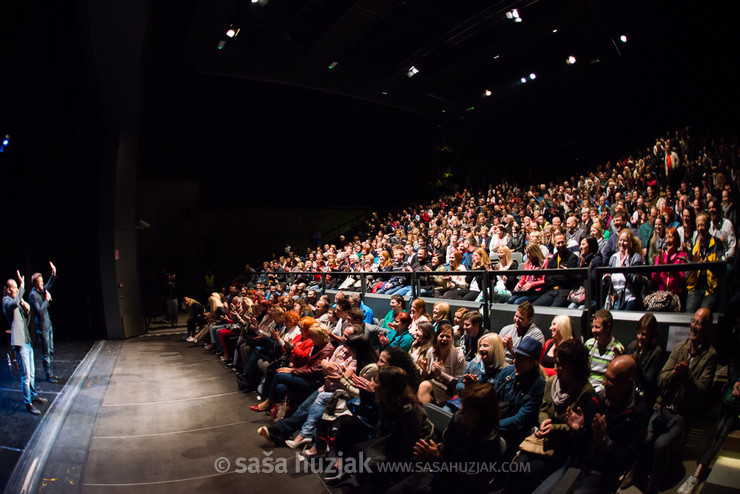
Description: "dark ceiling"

(138, 0), (740, 197)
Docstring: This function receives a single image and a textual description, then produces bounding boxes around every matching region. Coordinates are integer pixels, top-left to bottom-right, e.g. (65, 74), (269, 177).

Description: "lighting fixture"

(529, 73), (536, 80)
(407, 66), (419, 78)
(328, 61), (338, 69)
(505, 9), (522, 22)
(226, 25), (240, 38)
(217, 40), (226, 49)
(620, 35), (628, 43)
(567, 56), (576, 65)
(484, 89), (492, 97)
(520, 77), (527, 84)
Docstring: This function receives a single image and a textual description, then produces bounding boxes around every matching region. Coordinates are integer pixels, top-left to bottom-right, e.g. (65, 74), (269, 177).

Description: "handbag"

(567, 286), (586, 305)
(518, 433), (555, 457)
(644, 290), (681, 312)
(604, 288), (625, 310)
(271, 397), (289, 423)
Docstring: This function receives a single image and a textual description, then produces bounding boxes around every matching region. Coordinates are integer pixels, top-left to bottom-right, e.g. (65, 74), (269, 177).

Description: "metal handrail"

(259, 259), (731, 327)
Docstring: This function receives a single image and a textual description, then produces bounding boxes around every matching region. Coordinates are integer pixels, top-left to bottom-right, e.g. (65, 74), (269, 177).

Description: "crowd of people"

(173, 127), (739, 493)
(181, 284), (735, 493)
(230, 127), (739, 316)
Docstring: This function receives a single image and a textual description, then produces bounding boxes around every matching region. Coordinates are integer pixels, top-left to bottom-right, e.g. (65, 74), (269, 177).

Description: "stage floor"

(26, 333), (332, 494)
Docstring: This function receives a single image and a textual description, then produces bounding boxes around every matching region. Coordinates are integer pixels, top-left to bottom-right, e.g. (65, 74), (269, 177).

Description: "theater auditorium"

(1, 1), (739, 493)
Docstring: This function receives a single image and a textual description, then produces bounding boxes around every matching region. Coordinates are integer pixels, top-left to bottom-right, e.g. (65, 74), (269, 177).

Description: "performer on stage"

(30, 262), (58, 382)
(4, 271), (47, 414)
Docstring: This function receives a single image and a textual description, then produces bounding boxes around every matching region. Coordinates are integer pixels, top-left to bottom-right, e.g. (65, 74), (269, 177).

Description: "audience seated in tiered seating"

(178, 126), (738, 491)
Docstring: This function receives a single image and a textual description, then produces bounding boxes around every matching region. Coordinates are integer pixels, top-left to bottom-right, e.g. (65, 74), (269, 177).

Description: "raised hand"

(50, 261), (57, 276)
(17, 270), (24, 287)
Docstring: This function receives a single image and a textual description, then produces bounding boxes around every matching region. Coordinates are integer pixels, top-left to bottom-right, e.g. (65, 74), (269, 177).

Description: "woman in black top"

(626, 312), (665, 406)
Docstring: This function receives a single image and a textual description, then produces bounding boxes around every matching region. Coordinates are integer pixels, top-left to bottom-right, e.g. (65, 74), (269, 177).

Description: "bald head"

(609, 355), (637, 381)
(604, 355), (636, 405)
(690, 308), (712, 348)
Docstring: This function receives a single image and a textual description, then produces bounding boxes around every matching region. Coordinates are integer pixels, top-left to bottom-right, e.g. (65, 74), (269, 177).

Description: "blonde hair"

(478, 333), (506, 369)
(526, 242), (546, 266)
(308, 323), (330, 344)
(474, 247), (491, 268)
(497, 246), (513, 267)
(551, 315), (573, 343)
(433, 301), (450, 322)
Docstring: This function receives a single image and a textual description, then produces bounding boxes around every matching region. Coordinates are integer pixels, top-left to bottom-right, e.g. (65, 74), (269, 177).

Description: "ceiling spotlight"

(466, 106), (475, 112)
(2, 135), (8, 146)
(567, 56), (576, 65)
(493, 54), (500, 60)
(328, 61), (338, 69)
(520, 77), (527, 84)
(552, 29), (558, 33)
(529, 73), (536, 80)
(506, 9), (521, 22)
(225, 25), (240, 38)
(620, 34), (628, 43)
(484, 89), (492, 97)
(407, 66), (420, 78)
(217, 40), (226, 50)
(381, 91), (388, 95)
(251, 0), (260, 3)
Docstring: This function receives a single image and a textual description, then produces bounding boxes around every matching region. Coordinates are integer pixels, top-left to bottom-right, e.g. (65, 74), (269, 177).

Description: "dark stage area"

(0, 340), (94, 490)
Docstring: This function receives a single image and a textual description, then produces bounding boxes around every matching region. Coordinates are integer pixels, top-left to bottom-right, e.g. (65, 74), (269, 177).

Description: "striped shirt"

(585, 336), (624, 393)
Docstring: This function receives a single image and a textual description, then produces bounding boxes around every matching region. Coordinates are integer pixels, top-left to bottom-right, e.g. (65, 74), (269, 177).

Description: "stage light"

(484, 89), (492, 97)
(506, 9), (522, 22)
(552, 29), (558, 33)
(407, 66), (419, 78)
(251, 0), (260, 3)
(328, 61), (338, 69)
(493, 54), (500, 60)
(520, 77), (527, 83)
(2, 135), (8, 146)
(381, 91), (388, 95)
(226, 25), (240, 38)
(567, 56), (576, 64)
(620, 34), (628, 43)
(529, 73), (536, 80)
(217, 40), (226, 49)
(466, 106), (475, 111)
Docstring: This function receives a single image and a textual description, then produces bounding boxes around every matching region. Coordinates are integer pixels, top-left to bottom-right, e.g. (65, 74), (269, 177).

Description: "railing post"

(482, 270), (491, 331)
(360, 272), (368, 297)
(410, 271), (418, 299)
(321, 273), (327, 294)
(585, 269), (595, 341)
